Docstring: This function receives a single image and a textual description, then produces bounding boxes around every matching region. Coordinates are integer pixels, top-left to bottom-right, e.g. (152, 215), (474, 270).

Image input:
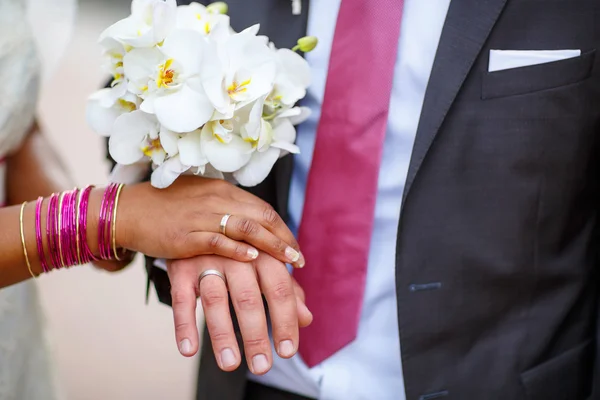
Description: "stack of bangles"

(19, 183), (128, 278)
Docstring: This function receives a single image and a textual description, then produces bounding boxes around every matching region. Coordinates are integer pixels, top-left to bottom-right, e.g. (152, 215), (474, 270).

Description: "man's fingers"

(292, 277), (313, 328)
(255, 255), (299, 359)
(226, 263), (272, 375)
(199, 268), (242, 372)
(168, 260), (200, 357)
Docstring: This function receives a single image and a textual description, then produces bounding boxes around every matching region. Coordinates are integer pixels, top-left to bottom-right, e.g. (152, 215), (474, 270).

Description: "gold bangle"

(75, 187), (83, 266)
(57, 191), (66, 269)
(112, 183), (125, 261)
(19, 202), (36, 278)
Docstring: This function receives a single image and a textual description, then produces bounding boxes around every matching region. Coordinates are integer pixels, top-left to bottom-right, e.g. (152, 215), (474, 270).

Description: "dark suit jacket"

(138, 0), (600, 399)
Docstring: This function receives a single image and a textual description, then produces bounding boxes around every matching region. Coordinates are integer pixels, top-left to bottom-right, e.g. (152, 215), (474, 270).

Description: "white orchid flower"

(98, 37), (129, 107)
(203, 25), (277, 115)
(86, 90), (139, 137)
(230, 97), (300, 187)
(109, 110), (173, 166)
(100, 0), (177, 48)
(265, 47), (311, 113)
(175, 2), (231, 41)
(123, 29), (215, 132)
(232, 118), (300, 187)
(151, 155), (191, 188)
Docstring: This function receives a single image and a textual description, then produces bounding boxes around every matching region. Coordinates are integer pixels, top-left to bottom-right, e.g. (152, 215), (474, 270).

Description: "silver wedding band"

(198, 269), (227, 286)
(220, 214), (232, 236)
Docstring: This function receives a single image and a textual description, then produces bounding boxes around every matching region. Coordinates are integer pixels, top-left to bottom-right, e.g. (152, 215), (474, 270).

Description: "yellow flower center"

(157, 59), (176, 88)
(204, 22), (211, 34)
(227, 79), (252, 98)
(142, 138), (162, 157)
(117, 99), (137, 112)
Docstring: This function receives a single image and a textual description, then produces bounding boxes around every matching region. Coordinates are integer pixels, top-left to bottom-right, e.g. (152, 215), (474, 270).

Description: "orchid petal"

(109, 162), (150, 184)
(109, 111), (156, 164)
(153, 0), (177, 42)
(161, 29), (206, 75)
(276, 106), (312, 125)
(151, 156), (190, 188)
(160, 126), (180, 156)
(154, 84), (214, 132)
(233, 147), (281, 187)
(200, 124), (253, 172)
(178, 129), (207, 166)
(124, 47), (163, 82)
(242, 96), (266, 140)
(272, 117), (297, 143)
(86, 94), (123, 137)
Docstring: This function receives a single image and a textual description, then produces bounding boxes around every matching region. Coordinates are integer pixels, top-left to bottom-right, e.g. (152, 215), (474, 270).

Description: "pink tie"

(295, 0), (404, 368)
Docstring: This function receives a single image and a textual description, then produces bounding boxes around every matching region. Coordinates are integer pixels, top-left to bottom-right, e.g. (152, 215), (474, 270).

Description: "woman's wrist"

(86, 188), (103, 258)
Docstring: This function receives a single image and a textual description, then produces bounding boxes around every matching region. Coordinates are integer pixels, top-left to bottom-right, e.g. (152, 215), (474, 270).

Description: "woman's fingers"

(221, 214), (304, 268)
(188, 232), (259, 262)
(167, 259), (201, 357)
(226, 262), (273, 375)
(255, 254), (300, 359)
(239, 202), (304, 267)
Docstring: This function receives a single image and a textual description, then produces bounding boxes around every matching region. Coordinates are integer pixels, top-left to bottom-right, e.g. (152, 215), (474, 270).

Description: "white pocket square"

(488, 49), (582, 72)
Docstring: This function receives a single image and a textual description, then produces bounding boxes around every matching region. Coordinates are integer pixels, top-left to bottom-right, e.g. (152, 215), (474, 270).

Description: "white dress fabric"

(0, 0), (73, 398)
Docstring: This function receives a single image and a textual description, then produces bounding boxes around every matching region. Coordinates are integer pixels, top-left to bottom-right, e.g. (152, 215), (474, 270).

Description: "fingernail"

(278, 340), (295, 357)
(220, 348), (237, 368)
(247, 248), (259, 259)
(252, 354), (269, 374)
(179, 339), (192, 355)
(285, 247), (300, 263)
(297, 252), (305, 268)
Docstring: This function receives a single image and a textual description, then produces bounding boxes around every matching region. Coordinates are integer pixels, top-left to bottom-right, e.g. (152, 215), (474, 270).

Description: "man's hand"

(167, 253), (312, 375)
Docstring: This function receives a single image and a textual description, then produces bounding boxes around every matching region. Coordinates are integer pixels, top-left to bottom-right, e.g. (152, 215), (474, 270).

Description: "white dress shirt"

(248, 1), (451, 399)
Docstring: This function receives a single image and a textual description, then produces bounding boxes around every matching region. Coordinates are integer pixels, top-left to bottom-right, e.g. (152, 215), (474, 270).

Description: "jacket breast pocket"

(481, 50), (596, 100)
(520, 338), (593, 400)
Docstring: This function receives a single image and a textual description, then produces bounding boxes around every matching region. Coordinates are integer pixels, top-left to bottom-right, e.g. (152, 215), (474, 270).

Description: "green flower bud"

(292, 36), (318, 52)
(207, 2), (228, 14)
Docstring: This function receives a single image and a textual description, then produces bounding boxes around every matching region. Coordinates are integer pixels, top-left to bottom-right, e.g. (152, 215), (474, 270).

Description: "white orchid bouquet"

(86, 0), (316, 188)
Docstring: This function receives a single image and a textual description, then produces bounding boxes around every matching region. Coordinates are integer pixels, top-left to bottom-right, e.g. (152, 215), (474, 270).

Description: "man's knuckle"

(175, 321), (192, 333)
(270, 281), (293, 303)
(243, 337), (270, 350)
(202, 289), (227, 307)
(208, 330), (231, 344)
(171, 290), (191, 307)
(234, 290), (261, 311)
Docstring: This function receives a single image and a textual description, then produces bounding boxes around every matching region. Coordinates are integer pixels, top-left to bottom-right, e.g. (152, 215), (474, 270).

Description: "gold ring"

(220, 214), (231, 236)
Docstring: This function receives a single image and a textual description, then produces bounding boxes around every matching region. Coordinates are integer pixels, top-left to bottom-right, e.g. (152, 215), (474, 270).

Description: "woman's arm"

(5, 122), (71, 205)
(0, 189), (103, 288)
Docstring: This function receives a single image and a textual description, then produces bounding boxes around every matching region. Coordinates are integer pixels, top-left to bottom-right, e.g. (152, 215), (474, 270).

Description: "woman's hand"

(111, 176), (305, 266)
(166, 253), (312, 374)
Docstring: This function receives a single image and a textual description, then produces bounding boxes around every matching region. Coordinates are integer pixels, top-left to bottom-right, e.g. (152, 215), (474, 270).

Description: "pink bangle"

(46, 193), (60, 270)
(78, 186), (97, 263)
(35, 197), (49, 273)
(63, 189), (78, 267)
(98, 183), (119, 260)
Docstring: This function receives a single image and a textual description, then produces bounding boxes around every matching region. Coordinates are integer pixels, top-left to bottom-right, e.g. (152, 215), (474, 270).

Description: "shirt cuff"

(154, 258), (168, 271)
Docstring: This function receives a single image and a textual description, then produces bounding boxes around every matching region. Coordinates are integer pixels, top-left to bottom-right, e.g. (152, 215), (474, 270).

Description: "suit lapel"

(401, 0), (508, 204)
